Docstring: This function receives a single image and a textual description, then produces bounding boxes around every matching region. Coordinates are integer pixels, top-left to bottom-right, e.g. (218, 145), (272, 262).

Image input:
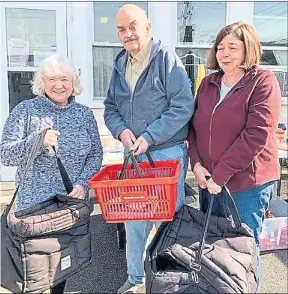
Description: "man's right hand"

(119, 129), (136, 150)
(43, 129), (61, 148)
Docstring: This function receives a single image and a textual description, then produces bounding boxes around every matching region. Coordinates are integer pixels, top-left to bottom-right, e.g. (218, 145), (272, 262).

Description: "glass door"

(0, 2), (67, 181)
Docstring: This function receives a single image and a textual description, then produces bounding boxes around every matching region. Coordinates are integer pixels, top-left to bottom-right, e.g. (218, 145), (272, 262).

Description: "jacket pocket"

(125, 119), (147, 139)
(49, 242), (79, 283)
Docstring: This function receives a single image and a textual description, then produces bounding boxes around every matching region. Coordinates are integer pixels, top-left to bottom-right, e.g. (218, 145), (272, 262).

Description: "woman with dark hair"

(188, 21), (281, 286)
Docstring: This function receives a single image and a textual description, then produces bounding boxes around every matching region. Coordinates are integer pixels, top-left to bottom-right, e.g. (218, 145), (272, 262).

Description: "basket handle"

(118, 150), (155, 180)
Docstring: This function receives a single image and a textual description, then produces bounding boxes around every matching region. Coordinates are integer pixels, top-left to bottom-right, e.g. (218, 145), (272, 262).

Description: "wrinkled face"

(216, 34), (245, 74)
(116, 11), (151, 56)
(44, 72), (73, 105)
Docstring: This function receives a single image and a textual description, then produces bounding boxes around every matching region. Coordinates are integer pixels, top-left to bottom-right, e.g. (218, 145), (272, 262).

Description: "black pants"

(51, 280), (66, 294)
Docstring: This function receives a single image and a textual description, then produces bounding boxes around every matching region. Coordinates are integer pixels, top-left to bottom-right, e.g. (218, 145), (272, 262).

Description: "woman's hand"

(43, 129), (61, 148)
(193, 162), (211, 188)
(68, 184), (85, 199)
(206, 178), (222, 195)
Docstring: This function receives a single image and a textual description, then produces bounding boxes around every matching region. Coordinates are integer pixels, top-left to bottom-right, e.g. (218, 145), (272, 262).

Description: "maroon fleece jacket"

(188, 66), (281, 192)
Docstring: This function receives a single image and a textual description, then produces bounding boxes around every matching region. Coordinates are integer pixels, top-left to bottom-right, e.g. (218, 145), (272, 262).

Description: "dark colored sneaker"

(117, 280), (145, 293)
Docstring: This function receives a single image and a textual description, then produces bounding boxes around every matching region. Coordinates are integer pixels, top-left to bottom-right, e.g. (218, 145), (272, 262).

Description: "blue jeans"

(124, 143), (189, 285)
(201, 181), (274, 286)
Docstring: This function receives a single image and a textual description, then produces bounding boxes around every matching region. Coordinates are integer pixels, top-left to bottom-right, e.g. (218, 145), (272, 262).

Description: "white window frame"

(0, 1), (67, 181)
(90, 2), (122, 108)
(91, 42), (122, 108)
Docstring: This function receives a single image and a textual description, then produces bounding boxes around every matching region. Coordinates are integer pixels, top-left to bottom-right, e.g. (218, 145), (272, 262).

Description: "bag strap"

(190, 187), (242, 272)
(2, 129), (73, 219)
(118, 150), (155, 180)
(52, 146), (73, 193)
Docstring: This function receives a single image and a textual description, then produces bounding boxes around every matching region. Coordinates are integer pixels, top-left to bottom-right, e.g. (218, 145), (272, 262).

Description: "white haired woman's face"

(43, 70), (73, 106)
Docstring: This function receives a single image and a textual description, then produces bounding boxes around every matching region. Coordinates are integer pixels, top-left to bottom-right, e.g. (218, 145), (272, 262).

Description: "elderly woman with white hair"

(0, 55), (103, 293)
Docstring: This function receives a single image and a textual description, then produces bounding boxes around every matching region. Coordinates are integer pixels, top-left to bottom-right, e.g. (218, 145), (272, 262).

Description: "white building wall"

(67, 2), (94, 108)
(148, 2), (178, 48)
(226, 2), (254, 24)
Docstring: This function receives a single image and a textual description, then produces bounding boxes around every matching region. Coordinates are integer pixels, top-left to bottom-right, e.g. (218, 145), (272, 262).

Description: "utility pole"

(182, 1), (195, 43)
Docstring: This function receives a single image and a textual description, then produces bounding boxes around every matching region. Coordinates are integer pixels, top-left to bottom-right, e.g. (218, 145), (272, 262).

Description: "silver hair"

(31, 55), (82, 96)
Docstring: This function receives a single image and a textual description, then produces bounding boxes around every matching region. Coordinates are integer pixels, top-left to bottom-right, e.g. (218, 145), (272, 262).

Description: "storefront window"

(177, 2), (226, 45)
(93, 46), (122, 99)
(176, 48), (215, 96)
(176, 48), (288, 97)
(253, 2), (287, 47)
(261, 50), (287, 66)
(8, 71), (36, 112)
(93, 1), (148, 100)
(5, 8), (56, 67)
(253, 2), (287, 97)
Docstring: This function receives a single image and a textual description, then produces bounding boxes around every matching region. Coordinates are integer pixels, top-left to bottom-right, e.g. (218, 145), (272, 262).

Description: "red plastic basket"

(89, 160), (180, 223)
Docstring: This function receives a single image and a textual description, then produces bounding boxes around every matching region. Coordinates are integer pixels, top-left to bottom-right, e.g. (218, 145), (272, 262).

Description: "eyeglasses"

(45, 77), (72, 85)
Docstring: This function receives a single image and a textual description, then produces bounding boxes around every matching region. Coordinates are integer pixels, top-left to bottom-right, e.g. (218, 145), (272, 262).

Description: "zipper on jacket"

(208, 74), (257, 169)
(115, 55), (157, 123)
(251, 161), (255, 173)
(208, 83), (247, 167)
(117, 71), (134, 121)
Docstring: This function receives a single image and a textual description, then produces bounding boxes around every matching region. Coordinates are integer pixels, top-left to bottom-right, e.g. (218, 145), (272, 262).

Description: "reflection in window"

(261, 50), (287, 66)
(93, 46), (122, 99)
(177, 2), (226, 44)
(253, 2), (287, 46)
(176, 48), (288, 97)
(5, 8), (56, 67)
(176, 48), (214, 95)
(93, 2), (148, 42)
(272, 70), (288, 97)
(93, 1), (148, 99)
(8, 71), (36, 112)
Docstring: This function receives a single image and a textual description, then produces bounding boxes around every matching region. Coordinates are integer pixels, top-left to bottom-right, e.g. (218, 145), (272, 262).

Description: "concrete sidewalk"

(1, 179), (287, 293)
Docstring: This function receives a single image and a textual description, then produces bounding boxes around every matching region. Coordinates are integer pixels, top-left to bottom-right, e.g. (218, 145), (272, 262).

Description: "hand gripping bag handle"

(3, 129), (73, 221)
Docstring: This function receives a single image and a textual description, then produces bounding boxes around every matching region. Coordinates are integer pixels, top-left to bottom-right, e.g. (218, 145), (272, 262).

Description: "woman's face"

(216, 34), (245, 74)
(44, 72), (73, 106)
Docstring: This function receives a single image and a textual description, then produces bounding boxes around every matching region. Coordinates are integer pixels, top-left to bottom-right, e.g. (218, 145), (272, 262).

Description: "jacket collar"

(114, 36), (162, 75)
(210, 65), (259, 88)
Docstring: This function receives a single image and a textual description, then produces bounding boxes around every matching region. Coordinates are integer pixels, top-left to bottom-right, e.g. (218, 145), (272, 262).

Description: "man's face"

(116, 12), (150, 56)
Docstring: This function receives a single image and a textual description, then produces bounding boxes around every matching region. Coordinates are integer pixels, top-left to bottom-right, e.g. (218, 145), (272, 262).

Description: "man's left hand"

(206, 178), (222, 195)
(69, 184), (85, 199)
(130, 136), (149, 155)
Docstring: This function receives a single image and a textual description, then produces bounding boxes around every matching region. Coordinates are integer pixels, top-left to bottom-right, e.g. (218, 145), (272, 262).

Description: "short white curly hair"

(31, 55), (82, 96)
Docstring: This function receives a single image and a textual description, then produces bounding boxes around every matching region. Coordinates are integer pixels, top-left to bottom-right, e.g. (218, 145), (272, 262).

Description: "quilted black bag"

(145, 187), (258, 293)
(1, 131), (93, 293)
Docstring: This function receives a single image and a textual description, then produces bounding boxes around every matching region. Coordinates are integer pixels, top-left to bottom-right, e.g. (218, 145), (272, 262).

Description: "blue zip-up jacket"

(104, 37), (194, 150)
